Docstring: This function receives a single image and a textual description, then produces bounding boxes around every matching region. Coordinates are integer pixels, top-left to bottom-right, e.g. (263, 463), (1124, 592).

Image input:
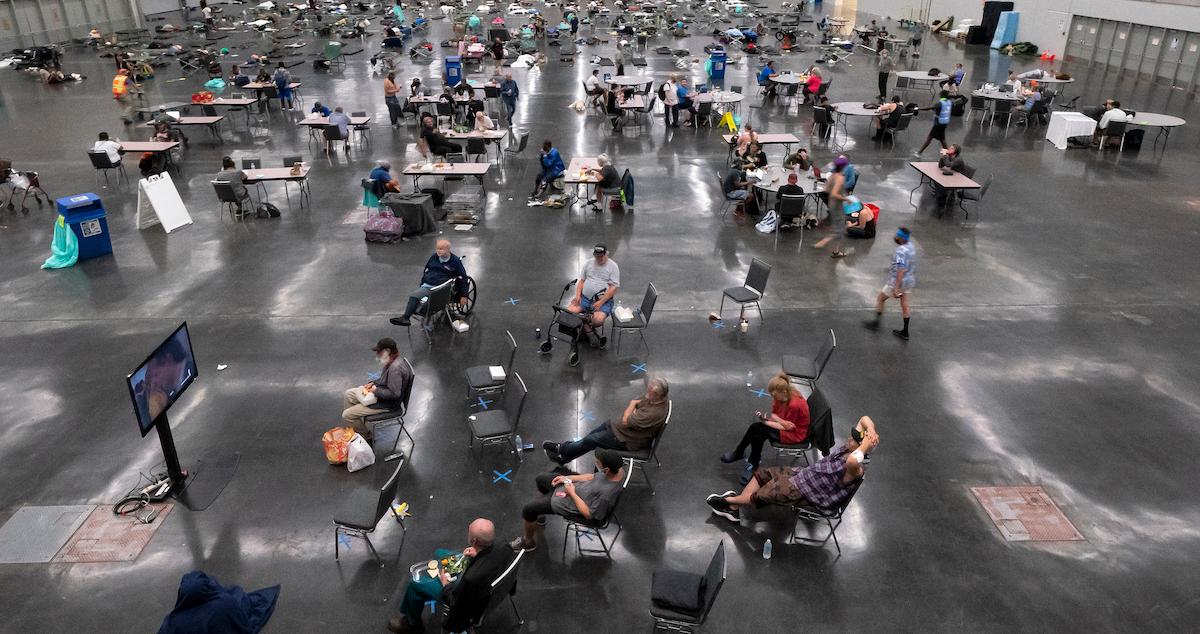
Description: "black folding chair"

(649, 541), (726, 633)
(333, 461), (406, 566)
(718, 258), (771, 323)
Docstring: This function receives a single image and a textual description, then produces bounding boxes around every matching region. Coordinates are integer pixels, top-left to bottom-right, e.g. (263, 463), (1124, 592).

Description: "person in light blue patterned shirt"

(865, 227), (916, 339)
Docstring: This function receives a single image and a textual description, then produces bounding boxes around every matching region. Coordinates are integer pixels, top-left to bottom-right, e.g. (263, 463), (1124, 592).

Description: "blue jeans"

(402, 283), (434, 318)
(557, 421), (627, 462)
(580, 294), (613, 316)
(503, 97), (516, 121)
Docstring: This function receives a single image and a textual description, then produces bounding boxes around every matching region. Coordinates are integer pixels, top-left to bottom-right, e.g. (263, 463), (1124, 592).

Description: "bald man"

(390, 239), (470, 327)
(388, 518), (512, 633)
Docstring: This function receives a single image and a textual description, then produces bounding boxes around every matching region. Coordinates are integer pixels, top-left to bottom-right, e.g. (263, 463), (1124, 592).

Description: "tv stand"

(154, 413), (189, 492)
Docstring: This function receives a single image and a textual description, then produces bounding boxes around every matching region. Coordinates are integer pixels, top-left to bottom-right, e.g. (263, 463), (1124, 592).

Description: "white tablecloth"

(1045, 111), (1096, 150)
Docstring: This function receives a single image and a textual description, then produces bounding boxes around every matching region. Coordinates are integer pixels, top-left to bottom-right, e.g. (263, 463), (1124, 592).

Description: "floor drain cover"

(970, 486), (1084, 542)
(0, 505), (94, 564)
(52, 503), (174, 563)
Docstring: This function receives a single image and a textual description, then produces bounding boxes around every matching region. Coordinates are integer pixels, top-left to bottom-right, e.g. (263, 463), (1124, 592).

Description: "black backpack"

(657, 82), (668, 100)
(256, 202), (281, 218)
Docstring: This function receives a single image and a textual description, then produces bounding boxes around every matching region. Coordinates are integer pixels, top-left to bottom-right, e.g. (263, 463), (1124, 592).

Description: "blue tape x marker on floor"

(472, 396), (493, 409)
(492, 470), (512, 483)
(630, 362), (647, 374)
(505, 297), (520, 305)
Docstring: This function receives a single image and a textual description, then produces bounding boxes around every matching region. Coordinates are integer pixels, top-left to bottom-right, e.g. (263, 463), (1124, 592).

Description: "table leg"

(908, 174), (928, 206)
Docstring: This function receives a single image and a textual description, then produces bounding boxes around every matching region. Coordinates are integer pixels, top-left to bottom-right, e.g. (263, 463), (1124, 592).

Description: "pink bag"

(364, 210), (403, 243)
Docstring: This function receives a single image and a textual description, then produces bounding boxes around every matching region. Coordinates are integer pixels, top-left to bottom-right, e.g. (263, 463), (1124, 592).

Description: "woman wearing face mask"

(389, 239), (471, 327)
(341, 337), (412, 441)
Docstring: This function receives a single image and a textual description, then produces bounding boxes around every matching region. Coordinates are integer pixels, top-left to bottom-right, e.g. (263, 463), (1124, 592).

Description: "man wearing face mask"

(342, 338), (413, 440)
(389, 239), (470, 327)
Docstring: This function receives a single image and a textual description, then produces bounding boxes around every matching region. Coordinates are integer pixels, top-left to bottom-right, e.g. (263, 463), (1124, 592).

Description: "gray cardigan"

(374, 356), (412, 407)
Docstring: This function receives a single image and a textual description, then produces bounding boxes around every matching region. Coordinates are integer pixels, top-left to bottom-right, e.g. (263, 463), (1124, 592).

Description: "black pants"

(733, 422), (780, 467)
(878, 72), (888, 98)
(847, 226), (875, 239)
(430, 141), (461, 156)
(522, 468), (578, 521)
(385, 95), (401, 125)
(664, 102), (678, 126)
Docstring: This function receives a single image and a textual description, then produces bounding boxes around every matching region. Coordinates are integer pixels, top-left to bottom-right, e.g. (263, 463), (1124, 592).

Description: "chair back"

(778, 193), (805, 221)
(976, 172), (993, 198)
(467, 138), (488, 154)
(476, 549), (524, 625)
(202, 105), (217, 116)
(895, 76), (910, 89)
(813, 329), (836, 380)
(483, 85), (500, 99)
(644, 400), (672, 462)
(282, 155), (302, 168)
(512, 132), (530, 153)
(351, 110), (367, 118)
(264, 85), (279, 99)
(639, 283), (658, 325)
(745, 258), (771, 296)
(993, 99), (1013, 114)
(211, 180), (240, 203)
(1105, 120), (1127, 136)
(398, 356), (416, 413)
(969, 95), (986, 109)
(436, 101), (454, 117)
(698, 542), (727, 624)
(371, 460), (405, 527)
(960, 164), (977, 179)
(730, 85), (743, 94)
(88, 151), (115, 169)
(641, 95), (656, 114)
(814, 106), (833, 125)
(894, 113), (913, 131)
(816, 81), (831, 97)
(502, 330), (518, 374)
(784, 83), (799, 96)
(806, 386), (832, 439)
(324, 124), (346, 141)
(241, 158), (261, 169)
(506, 373), (528, 432)
(696, 100), (713, 116)
(425, 278), (456, 315)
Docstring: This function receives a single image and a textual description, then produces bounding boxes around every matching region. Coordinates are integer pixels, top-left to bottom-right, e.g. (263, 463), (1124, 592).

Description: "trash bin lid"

(56, 192), (100, 210)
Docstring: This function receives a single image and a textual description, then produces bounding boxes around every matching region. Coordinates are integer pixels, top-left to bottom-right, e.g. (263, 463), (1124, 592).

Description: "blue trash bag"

(41, 214), (78, 270)
(203, 77), (227, 93)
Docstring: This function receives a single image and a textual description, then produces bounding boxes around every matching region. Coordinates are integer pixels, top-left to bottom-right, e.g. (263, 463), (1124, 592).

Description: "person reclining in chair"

(390, 239), (469, 326)
(543, 377), (670, 464)
(510, 449), (626, 552)
(566, 243), (619, 348)
(341, 337), (413, 441)
(706, 416), (878, 522)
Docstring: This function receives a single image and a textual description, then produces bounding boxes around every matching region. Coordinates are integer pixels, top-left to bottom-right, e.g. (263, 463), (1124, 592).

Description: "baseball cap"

(371, 337), (398, 353)
(593, 244), (608, 255)
(834, 156), (850, 168)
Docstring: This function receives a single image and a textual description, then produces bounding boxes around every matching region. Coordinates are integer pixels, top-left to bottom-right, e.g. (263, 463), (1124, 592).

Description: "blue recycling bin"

(444, 55), (462, 86)
(57, 193), (113, 261)
(709, 49), (727, 83)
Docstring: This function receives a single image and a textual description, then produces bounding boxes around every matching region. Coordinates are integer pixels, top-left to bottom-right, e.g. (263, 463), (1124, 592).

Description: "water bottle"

(514, 434), (523, 451)
(763, 538), (773, 560)
(534, 327), (542, 339)
(745, 370), (754, 387)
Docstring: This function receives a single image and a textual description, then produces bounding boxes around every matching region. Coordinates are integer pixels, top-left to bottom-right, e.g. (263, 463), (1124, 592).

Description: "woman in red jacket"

(721, 372), (810, 485)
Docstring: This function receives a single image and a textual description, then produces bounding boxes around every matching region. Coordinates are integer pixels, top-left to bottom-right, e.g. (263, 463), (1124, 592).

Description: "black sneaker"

(598, 336), (607, 349)
(706, 494), (740, 523)
(892, 329), (909, 341)
(390, 316), (412, 326)
(719, 451), (741, 464)
(542, 441), (560, 462)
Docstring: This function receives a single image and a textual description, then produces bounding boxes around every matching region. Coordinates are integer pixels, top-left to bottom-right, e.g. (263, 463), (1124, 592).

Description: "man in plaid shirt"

(707, 416), (879, 523)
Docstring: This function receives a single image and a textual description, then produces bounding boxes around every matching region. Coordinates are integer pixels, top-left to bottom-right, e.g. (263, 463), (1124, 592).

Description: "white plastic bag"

(347, 433), (376, 472)
(356, 387), (378, 406)
(755, 210), (778, 234)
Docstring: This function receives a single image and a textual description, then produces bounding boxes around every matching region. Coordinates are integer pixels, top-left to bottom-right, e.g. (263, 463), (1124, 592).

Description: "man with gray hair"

(390, 239), (469, 326)
(544, 376), (670, 464)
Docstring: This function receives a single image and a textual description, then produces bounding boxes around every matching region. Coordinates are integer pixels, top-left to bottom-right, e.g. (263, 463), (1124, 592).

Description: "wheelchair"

(538, 280), (603, 367)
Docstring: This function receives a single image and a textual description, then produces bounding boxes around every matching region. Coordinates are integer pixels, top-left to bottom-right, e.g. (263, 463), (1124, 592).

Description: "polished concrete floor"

(2, 2), (1200, 632)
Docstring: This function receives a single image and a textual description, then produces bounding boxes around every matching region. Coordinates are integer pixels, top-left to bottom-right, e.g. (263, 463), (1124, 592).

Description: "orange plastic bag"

(322, 427), (356, 464)
(191, 91), (214, 104)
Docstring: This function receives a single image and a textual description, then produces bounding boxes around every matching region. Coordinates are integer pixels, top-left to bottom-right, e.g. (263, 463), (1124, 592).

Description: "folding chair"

(441, 549), (525, 629)
(957, 172), (992, 219)
(406, 279), (456, 345)
(790, 479), (863, 553)
(212, 180), (252, 221)
(774, 193), (807, 249)
(770, 386), (829, 467)
(503, 131), (530, 159)
(467, 372), (528, 461)
(333, 461), (406, 566)
(718, 258), (771, 323)
(323, 124), (350, 154)
(610, 400), (671, 494)
(563, 466), (633, 559)
(782, 328), (836, 387)
(611, 283), (657, 356)
(649, 541), (726, 633)
(88, 151), (128, 187)
(881, 112), (913, 145)
(465, 330), (517, 398)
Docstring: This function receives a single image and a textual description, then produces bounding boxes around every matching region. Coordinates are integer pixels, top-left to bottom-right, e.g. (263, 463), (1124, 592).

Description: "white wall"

(0, 0), (139, 48)
(853, 0), (1200, 56)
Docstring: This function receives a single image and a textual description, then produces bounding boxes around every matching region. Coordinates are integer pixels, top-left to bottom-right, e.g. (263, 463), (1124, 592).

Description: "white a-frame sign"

(136, 172), (193, 233)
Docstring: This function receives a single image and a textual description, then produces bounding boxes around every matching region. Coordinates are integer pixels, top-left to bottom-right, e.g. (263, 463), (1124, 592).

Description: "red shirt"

(774, 393), (810, 444)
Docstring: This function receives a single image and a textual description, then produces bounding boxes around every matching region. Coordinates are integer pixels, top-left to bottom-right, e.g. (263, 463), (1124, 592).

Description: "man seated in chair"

(565, 244), (619, 348)
(509, 449), (626, 552)
(544, 377), (669, 464)
(418, 114), (462, 159)
(387, 518), (509, 633)
(390, 239), (469, 327)
(1093, 100), (1131, 146)
(706, 416), (878, 522)
(341, 337), (413, 441)
(215, 156), (250, 212)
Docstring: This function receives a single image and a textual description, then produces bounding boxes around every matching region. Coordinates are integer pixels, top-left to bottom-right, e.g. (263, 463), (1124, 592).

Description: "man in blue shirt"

(390, 239), (470, 326)
(916, 90), (952, 154)
(675, 78), (697, 128)
(310, 101), (332, 117)
(757, 60), (778, 96)
(500, 73), (519, 122)
(864, 227), (916, 340)
(328, 106), (351, 136)
(531, 139), (565, 199)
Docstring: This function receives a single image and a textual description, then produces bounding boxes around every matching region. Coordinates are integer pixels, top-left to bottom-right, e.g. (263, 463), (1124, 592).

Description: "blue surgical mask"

(438, 254), (451, 263)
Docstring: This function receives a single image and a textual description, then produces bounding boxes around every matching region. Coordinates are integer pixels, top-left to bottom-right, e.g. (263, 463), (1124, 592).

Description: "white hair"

(596, 153), (610, 166)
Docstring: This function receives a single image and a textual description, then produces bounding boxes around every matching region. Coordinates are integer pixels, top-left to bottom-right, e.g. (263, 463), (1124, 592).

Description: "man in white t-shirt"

(584, 69), (604, 107)
(1095, 99), (1131, 145)
(92, 132), (122, 165)
(567, 244), (620, 347)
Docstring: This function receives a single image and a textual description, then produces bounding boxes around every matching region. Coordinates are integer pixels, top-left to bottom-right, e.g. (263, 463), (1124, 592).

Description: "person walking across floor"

(112, 68), (137, 124)
(500, 73), (519, 122)
(916, 90), (952, 155)
(877, 48), (894, 99)
(864, 227), (916, 340)
(384, 71), (402, 127)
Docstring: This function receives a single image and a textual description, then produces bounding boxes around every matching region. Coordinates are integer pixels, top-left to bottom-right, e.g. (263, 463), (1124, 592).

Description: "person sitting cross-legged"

(544, 377), (670, 464)
(386, 518), (510, 633)
(510, 449), (626, 552)
(719, 372), (810, 485)
(707, 416), (878, 522)
(390, 239), (469, 326)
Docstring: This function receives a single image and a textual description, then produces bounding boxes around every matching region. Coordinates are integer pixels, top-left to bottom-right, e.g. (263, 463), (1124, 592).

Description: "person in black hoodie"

(388, 518), (511, 633)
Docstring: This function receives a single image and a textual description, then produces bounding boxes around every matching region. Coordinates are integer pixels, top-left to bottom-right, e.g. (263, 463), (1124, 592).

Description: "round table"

(697, 90), (744, 114)
(750, 166), (821, 210)
(832, 101), (887, 142)
(897, 70), (949, 92)
(767, 74), (801, 85)
(971, 89), (1021, 102)
(607, 75), (650, 87)
(1126, 112), (1186, 150)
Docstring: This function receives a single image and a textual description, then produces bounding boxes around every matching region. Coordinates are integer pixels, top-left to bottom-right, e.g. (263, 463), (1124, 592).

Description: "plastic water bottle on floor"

(745, 370), (754, 387)
(763, 538), (773, 560)
(515, 434), (523, 452)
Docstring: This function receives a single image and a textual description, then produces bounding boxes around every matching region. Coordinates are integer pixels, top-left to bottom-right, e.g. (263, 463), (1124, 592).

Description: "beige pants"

(342, 387), (377, 435)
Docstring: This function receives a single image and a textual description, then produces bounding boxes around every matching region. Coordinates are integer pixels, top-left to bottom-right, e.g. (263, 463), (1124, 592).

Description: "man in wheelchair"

(390, 239), (470, 326)
(567, 244), (620, 348)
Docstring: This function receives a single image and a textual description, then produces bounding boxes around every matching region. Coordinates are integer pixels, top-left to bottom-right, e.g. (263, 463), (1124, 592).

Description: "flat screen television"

(127, 322), (198, 436)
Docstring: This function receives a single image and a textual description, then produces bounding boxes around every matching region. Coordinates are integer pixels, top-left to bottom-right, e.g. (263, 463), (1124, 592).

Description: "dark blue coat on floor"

(157, 570), (280, 634)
